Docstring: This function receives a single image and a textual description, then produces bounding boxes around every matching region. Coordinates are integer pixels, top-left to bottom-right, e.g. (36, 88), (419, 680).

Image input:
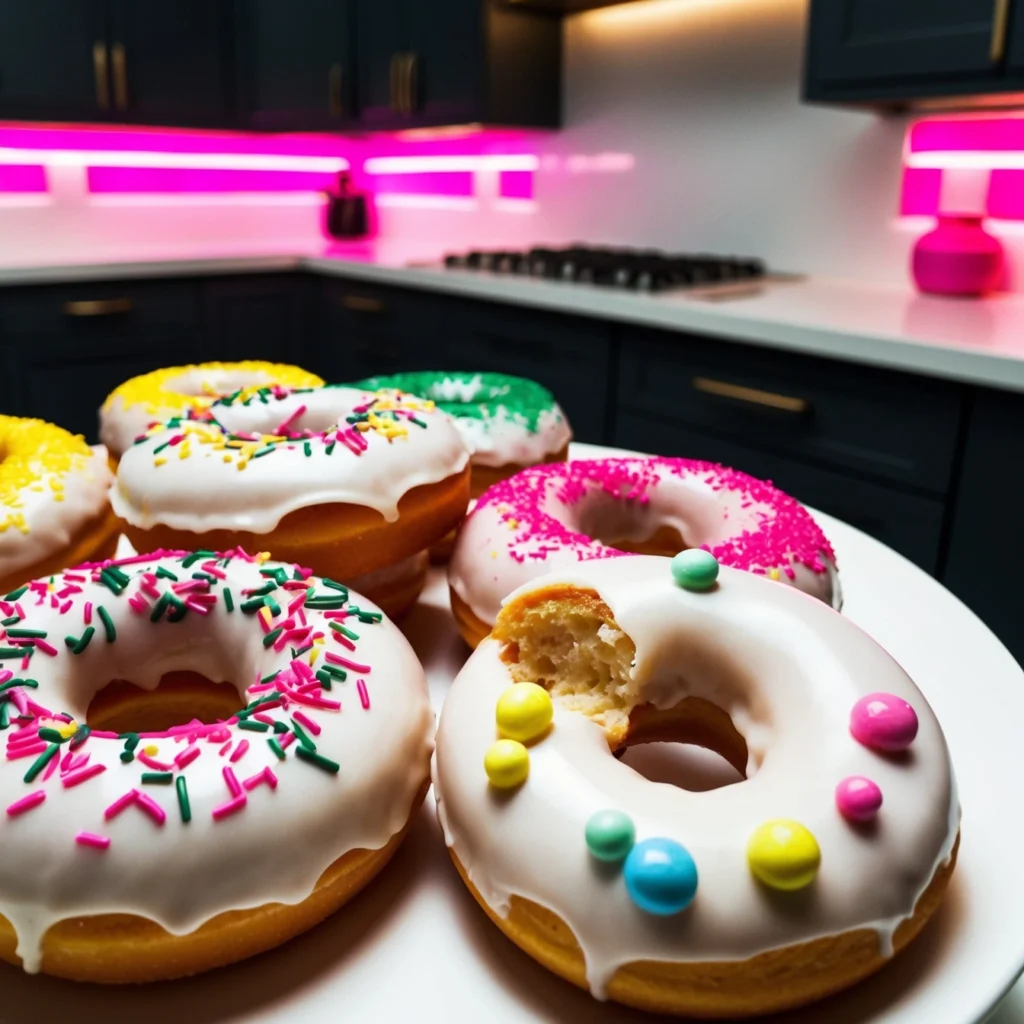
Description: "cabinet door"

(236, 0), (352, 130)
(405, 0), (483, 123)
(109, 0), (231, 125)
(807, 0), (1001, 87)
(0, 2), (109, 122)
(354, 0), (405, 125)
(943, 389), (1024, 667)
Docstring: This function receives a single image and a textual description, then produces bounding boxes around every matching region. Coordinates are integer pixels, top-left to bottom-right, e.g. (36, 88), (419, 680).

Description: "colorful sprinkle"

(747, 820), (821, 891)
(495, 683), (553, 744)
(850, 693), (919, 752)
(585, 809), (636, 862)
(835, 775), (883, 822)
(484, 739), (529, 789)
(670, 549), (720, 591)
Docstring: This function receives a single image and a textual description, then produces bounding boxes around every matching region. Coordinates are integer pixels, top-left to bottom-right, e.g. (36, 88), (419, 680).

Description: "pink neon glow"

(364, 155), (539, 174)
(909, 117), (1024, 154)
(0, 165), (46, 193)
(372, 171), (474, 196)
(499, 170), (534, 200)
(900, 167), (942, 216)
(87, 167), (338, 193)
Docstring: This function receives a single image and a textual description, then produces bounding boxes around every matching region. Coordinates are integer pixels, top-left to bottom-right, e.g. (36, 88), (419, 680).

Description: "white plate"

(2, 444), (1023, 1023)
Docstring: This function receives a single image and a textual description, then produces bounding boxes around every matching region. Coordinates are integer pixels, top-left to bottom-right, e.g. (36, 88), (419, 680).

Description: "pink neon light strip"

(0, 165), (46, 193)
(372, 171), (474, 196)
(499, 169), (534, 200)
(87, 167), (337, 193)
(909, 117), (1024, 154)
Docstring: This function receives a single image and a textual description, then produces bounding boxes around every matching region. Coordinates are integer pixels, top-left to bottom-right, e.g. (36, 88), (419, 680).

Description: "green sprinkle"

(142, 772), (173, 785)
(151, 439), (173, 456)
(305, 596), (347, 610)
(293, 643), (314, 657)
(1, 616), (19, 626)
(252, 445), (275, 459)
(268, 738), (287, 760)
(97, 606), (116, 642)
(120, 750), (135, 763)
(260, 567), (288, 583)
(263, 627), (283, 648)
(237, 719), (269, 733)
(295, 746), (340, 774)
(181, 551), (216, 569)
(249, 581), (278, 596)
(4, 586), (28, 601)
(37, 727), (68, 743)
(0, 678), (36, 692)
(223, 588), (234, 612)
(303, 441), (312, 457)
(322, 578), (349, 595)
(325, 441), (336, 456)
(6, 628), (46, 639)
(23, 743), (59, 783)
(408, 416), (427, 428)
(259, 671), (279, 684)
(155, 566), (179, 581)
(106, 566), (130, 585)
(246, 691), (282, 710)
(336, 624), (359, 641)
(315, 669), (333, 689)
(149, 594), (171, 622)
(0, 703), (10, 729)
(273, 720), (289, 734)
(68, 626), (96, 654)
(0, 648), (27, 660)
(98, 570), (126, 595)
(70, 725), (91, 748)
(191, 572), (218, 585)
(121, 733), (140, 750)
(176, 775), (192, 823)
(291, 720), (316, 751)
(265, 597), (281, 617)
(240, 597), (266, 614)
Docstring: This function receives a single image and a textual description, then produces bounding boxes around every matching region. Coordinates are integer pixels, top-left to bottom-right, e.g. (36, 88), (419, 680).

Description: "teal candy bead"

(624, 837), (699, 915)
(671, 549), (720, 591)
(585, 809), (636, 863)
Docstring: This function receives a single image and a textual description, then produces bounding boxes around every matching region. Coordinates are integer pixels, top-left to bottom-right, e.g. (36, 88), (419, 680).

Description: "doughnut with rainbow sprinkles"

(0, 548), (433, 982)
(448, 456), (839, 648)
(434, 553), (959, 1017)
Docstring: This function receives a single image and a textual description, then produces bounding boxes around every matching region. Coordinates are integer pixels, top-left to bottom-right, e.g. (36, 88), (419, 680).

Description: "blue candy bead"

(670, 549), (719, 591)
(623, 837), (698, 915)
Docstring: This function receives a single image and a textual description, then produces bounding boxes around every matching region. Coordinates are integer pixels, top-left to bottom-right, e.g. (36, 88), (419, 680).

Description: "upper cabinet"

(804, 0), (1024, 108)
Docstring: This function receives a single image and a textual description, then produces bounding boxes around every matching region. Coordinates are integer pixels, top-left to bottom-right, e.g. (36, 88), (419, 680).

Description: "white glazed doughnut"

(0, 548), (432, 981)
(434, 554), (959, 1016)
(449, 457), (839, 647)
(99, 361), (324, 460)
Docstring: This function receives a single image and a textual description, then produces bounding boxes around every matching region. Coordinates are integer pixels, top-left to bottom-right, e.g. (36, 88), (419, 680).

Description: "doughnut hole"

(493, 584), (753, 773)
(86, 672), (245, 734)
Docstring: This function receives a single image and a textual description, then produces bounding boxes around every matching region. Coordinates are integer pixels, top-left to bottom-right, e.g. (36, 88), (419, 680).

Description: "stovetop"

(442, 245), (767, 294)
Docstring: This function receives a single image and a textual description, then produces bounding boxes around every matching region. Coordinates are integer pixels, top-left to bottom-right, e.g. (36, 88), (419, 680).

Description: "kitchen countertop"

(4, 242), (1024, 394)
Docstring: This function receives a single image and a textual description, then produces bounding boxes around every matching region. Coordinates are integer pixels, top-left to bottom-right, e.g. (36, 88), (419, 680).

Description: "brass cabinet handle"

(341, 295), (385, 313)
(389, 53), (402, 113)
(92, 41), (109, 110)
(691, 376), (809, 414)
(404, 52), (418, 115)
(63, 297), (134, 317)
(329, 62), (343, 116)
(111, 42), (128, 110)
(992, 0), (1011, 61)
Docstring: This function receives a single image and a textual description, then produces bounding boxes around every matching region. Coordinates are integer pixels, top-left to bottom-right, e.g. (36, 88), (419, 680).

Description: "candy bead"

(850, 693), (918, 752)
(835, 776), (883, 823)
(670, 549), (720, 591)
(585, 809), (636, 862)
(484, 739), (529, 789)
(623, 837), (698, 915)
(747, 820), (820, 891)
(495, 683), (553, 744)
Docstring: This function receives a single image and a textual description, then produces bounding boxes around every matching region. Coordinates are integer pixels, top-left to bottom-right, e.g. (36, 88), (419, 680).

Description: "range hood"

(505, 0), (645, 13)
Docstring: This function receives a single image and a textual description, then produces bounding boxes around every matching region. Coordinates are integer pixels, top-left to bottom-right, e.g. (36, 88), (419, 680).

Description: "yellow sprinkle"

(153, 457), (167, 467)
(143, 744), (159, 757)
(222, 454), (233, 463)
(258, 606), (272, 628)
(256, 552), (271, 563)
(769, 568), (780, 581)
(236, 460), (247, 471)
(55, 720), (78, 739)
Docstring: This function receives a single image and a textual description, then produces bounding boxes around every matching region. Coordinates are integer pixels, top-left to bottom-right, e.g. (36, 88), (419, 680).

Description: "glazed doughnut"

(449, 457), (839, 648)
(354, 371), (571, 497)
(99, 361), (324, 460)
(111, 385), (470, 618)
(0, 548), (432, 982)
(434, 554), (959, 1017)
(0, 416), (117, 594)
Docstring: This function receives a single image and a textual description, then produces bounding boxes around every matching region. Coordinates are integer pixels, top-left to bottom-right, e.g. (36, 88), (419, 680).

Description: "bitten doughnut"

(0, 416), (117, 593)
(449, 457), (839, 648)
(434, 554), (959, 1017)
(0, 548), (433, 982)
(100, 361), (324, 460)
(354, 371), (571, 497)
(111, 385), (470, 618)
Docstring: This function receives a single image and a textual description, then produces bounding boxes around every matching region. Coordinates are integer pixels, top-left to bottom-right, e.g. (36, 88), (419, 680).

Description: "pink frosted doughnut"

(449, 457), (839, 644)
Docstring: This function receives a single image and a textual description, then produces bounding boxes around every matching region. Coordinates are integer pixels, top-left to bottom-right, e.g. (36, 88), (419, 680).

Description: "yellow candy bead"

(747, 819), (821, 891)
(484, 739), (530, 789)
(495, 683), (553, 744)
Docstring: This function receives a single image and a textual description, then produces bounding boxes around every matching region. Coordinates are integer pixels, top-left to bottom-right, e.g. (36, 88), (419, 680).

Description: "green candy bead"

(671, 549), (719, 591)
(585, 809), (636, 862)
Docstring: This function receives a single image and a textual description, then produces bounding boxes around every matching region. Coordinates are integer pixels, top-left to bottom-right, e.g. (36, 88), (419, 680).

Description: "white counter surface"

(3, 243), (1024, 393)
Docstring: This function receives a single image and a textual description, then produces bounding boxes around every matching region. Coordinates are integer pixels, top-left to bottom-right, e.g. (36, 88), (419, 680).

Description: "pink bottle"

(912, 214), (1004, 297)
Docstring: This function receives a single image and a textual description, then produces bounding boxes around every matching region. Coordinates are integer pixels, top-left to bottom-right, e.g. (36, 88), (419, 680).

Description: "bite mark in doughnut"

(0, 548), (432, 982)
(434, 555), (958, 1017)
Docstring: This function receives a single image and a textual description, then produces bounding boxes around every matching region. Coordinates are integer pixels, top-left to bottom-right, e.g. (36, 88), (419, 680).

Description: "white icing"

(100, 368), (289, 458)
(111, 387), (469, 534)
(449, 460), (839, 629)
(0, 443), (112, 583)
(433, 556), (958, 996)
(0, 553), (433, 972)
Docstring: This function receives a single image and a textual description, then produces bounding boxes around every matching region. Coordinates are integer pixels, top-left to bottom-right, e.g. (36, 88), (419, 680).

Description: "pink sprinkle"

(223, 765), (242, 797)
(140, 576), (161, 598)
(200, 561), (227, 579)
(281, 581), (312, 591)
(63, 753), (90, 774)
(137, 751), (173, 772)
(175, 745), (200, 769)
(206, 727), (231, 743)
(104, 789), (139, 820)
(287, 594), (307, 615)
(56, 584), (81, 599)
(326, 652), (371, 674)
(41, 752), (59, 782)
(63, 573), (86, 583)
(35, 638), (58, 657)
(230, 739), (249, 763)
(218, 740), (233, 757)
(357, 679), (370, 710)
(6, 741), (47, 760)
(331, 632), (356, 651)
(19, 653), (30, 671)
(0, 669), (12, 685)
(10, 689), (28, 714)
(252, 712), (275, 726)
(75, 831), (110, 850)
(83, 601), (93, 625)
(14, 603), (24, 619)
(6, 790), (45, 816)
(290, 658), (315, 682)
(212, 794), (246, 820)
(294, 692), (341, 711)
(185, 599), (212, 615)
(274, 402), (307, 434)
(59, 749), (74, 772)
(134, 791), (167, 826)
(243, 766), (278, 791)
(58, 600), (72, 615)
(171, 579), (207, 595)
(128, 594), (149, 615)
(292, 711), (321, 736)
(279, 731), (296, 750)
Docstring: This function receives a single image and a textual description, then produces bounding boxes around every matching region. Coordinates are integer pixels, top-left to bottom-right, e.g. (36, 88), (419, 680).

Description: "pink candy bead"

(850, 693), (918, 752)
(835, 775), (883, 822)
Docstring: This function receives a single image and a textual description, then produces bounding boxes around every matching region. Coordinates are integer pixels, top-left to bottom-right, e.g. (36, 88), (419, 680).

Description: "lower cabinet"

(942, 388), (1024, 666)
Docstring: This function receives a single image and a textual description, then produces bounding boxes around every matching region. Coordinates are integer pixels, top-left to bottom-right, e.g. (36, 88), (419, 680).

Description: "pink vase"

(912, 215), (1004, 297)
